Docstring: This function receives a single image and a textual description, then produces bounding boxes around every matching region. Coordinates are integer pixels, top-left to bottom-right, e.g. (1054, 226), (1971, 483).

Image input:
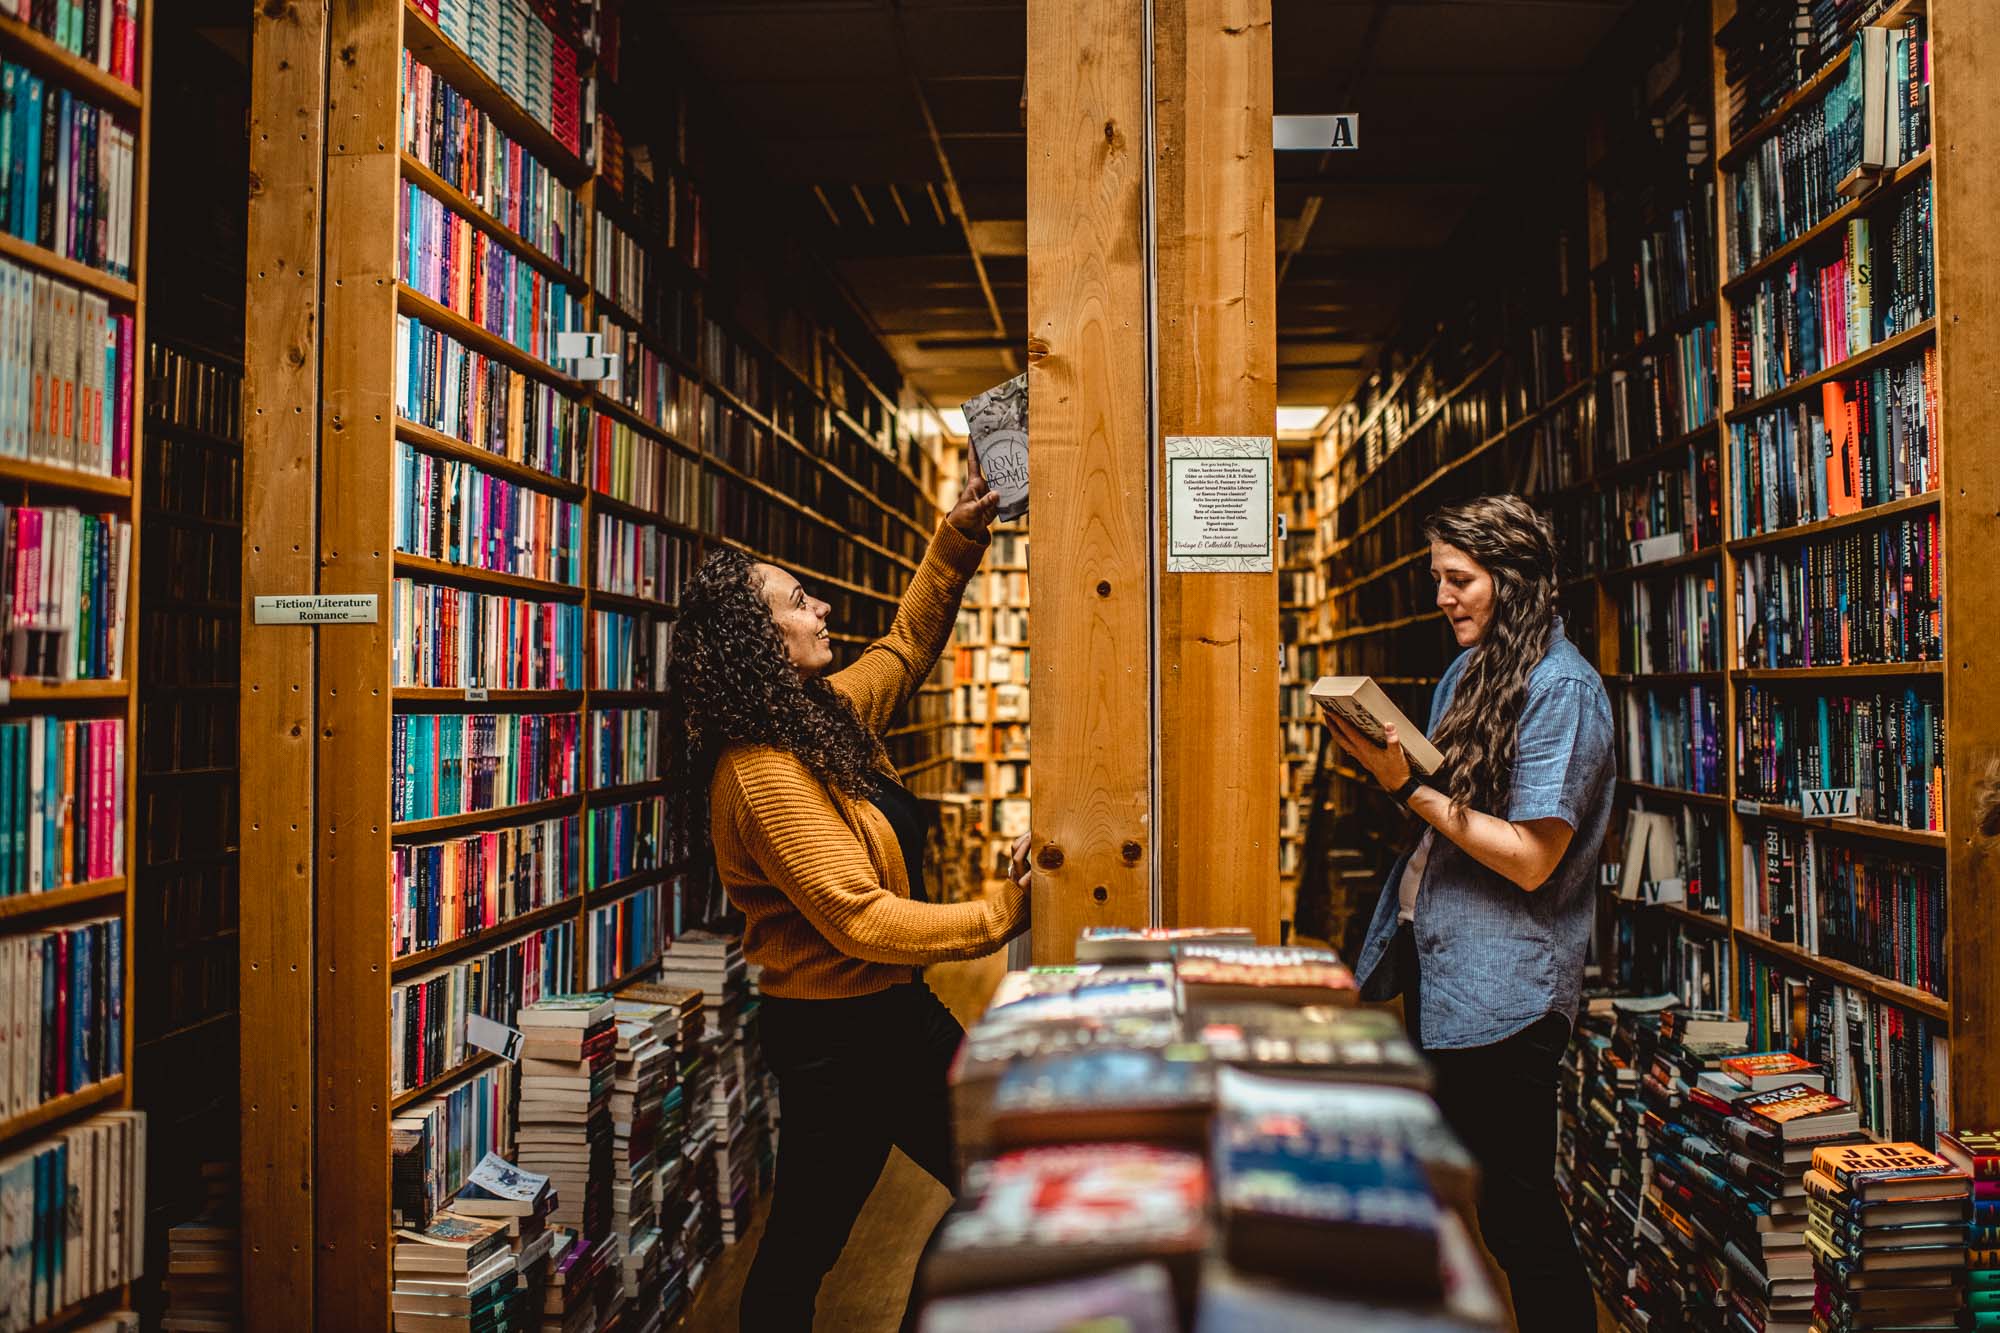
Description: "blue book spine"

(17, 73), (40, 243)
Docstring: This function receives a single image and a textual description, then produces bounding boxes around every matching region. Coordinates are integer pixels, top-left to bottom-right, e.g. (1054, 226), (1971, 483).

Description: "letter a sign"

(1273, 115), (1359, 151)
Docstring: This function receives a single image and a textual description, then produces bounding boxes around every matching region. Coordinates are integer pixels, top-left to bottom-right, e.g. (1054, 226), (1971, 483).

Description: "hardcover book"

(1308, 677), (1446, 774)
(1740, 1083), (1861, 1141)
(1811, 1142), (1970, 1202)
(960, 373), (1028, 521)
(989, 1046), (1215, 1151)
(1193, 1004), (1430, 1090)
(1174, 944), (1357, 1008)
(1722, 1051), (1825, 1092)
(1074, 925), (1256, 964)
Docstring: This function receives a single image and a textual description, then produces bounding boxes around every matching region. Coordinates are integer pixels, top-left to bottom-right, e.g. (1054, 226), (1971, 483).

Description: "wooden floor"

(683, 953), (1008, 1333)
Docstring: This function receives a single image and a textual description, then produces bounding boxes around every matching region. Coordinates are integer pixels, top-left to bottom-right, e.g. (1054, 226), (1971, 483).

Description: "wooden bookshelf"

(0, 3), (154, 1326)
(244, 6), (956, 1321)
(950, 524), (1031, 895)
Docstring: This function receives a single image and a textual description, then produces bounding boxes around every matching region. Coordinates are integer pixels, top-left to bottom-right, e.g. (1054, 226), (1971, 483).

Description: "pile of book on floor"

(162, 1161), (238, 1332)
(619, 979), (705, 1323)
(658, 931), (757, 1246)
(605, 996), (674, 1331)
(391, 1208), (522, 1331)
(919, 926), (1505, 1330)
(514, 995), (619, 1330)
(1806, 1141), (1969, 1332)
(1939, 1130), (2000, 1330)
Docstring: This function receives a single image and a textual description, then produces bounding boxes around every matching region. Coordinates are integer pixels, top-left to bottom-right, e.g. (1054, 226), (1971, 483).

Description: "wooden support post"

(241, 0), (329, 1322)
(316, 0), (402, 1325)
(1152, 0), (1280, 939)
(1932, 0), (2000, 1129)
(1024, 0), (1155, 960)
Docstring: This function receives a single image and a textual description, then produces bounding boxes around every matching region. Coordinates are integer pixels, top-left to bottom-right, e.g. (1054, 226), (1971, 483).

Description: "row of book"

(0, 716), (122, 897)
(594, 111), (707, 275)
(391, 710), (581, 824)
(0, 915), (121, 1117)
(1745, 822), (1947, 999)
(391, 577), (585, 691)
(1618, 682), (1726, 795)
(593, 511), (691, 603)
(145, 339), (239, 446)
(1, 505), (127, 682)
(588, 406), (699, 519)
(1597, 186), (1717, 358)
(589, 608), (668, 693)
(394, 442), (584, 587)
(1729, 346), (1938, 536)
(2, 2), (141, 85)
(397, 182), (585, 366)
(587, 795), (664, 891)
(587, 707), (657, 790)
(393, 1059), (512, 1227)
(417, 0), (584, 155)
(585, 882), (661, 989)
(400, 51), (586, 273)
(1619, 565), (1723, 675)
(1735, 510), (1940, 668)
(390, 919), (573, 1096)
(394, 314), (589, 485)
(593, 211), (661, 331)
(594, 315), (702, 447)
(140, 435), (236, 523)
(0, 260), (133, 475)
(1827, 19), (1931, 186)
(1734, 684), (1942, 830)
(0, 1108), (145, 1333)
(1552, 447), (1722, 573)
(1609, 802), (1729, 919)
(391, 811), (579, 960)
(0, 64), (135, 281)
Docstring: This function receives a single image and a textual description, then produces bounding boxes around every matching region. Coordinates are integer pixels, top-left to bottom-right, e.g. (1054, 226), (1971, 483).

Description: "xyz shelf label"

(1801, 786), (1862, 820)
(254, 595), (379, 625)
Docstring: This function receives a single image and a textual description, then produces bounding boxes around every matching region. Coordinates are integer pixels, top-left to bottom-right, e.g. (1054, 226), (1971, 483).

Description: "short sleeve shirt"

(1352, 620), (1616, 1049)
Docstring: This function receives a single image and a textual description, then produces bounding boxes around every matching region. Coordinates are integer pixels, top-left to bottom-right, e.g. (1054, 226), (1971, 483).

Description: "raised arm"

(715, 749), (1027, 964)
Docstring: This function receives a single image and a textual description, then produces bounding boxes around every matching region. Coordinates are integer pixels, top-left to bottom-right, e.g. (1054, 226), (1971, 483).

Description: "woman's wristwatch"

(1392, 774), (1426, 805)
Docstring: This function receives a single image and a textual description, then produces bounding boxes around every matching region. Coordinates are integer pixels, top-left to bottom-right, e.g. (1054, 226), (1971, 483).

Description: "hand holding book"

(1322, 710), (1414, 794)
(947, 437), (1002, 541)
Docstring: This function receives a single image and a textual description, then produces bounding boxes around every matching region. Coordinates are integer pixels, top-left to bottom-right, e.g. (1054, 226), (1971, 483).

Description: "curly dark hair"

(1421, 495), (1560, 816)
(666, 548), (881, 868)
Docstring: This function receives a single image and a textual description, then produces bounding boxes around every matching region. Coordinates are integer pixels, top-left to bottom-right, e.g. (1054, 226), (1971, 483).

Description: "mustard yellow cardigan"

(708, 521), (1028, 999)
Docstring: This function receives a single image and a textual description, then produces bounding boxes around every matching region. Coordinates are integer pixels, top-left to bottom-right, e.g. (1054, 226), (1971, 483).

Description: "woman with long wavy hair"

(1324, 494), (1612, 1332)
(667, 445), (1029, 1332)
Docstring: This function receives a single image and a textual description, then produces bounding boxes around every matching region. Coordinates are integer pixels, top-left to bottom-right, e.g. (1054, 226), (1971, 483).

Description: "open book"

(1308, 677), (1445, 775)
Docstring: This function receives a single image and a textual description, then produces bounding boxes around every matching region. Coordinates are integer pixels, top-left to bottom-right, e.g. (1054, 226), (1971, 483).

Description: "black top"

(866, 774), (929, 904)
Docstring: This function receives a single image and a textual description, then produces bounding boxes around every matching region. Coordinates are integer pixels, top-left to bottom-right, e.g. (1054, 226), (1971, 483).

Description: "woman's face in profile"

(1430, 540), (1495, 648)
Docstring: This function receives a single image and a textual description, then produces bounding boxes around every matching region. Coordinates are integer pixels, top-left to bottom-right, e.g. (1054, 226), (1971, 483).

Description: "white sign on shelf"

(1801, 786), (1862, 820)
(465, 1013), (524, 1063)
(253, 594), (379, 625)
(556, 331), (620, 383)
(1274, 114), (1358, 151)
(465, 686), (490, 703)
(1166, 436), (1274, 573)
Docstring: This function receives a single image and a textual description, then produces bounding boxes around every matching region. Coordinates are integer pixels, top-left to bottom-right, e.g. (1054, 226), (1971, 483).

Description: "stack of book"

(605, 997), (672, 1322)
(390, 1211), (521, 1332)
(160, 1219), (236, 1332)
(658, 932), (757, 1244)
(1939, 1131), (2000, 1330)
(1805, 1142), (1970, 1330)
(514, 995), (617, 1322)
(618, 979), (703, 1322)
(656, 931), (745, 1040)
(1173, 943), (1358, 1010)
(445, 1153), (557, 1326)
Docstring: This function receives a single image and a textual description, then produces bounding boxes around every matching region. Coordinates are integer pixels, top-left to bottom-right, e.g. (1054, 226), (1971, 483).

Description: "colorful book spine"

(589, 608), (668, 692)
(390, 919), (574, 1093)
(392, 441), (582, 586)
(391, 811), (580, 958)
(1734, 683), (1943, 830)
(425, 0), (582, 154)
(0, 62), (132, 276)
(596, 315), (703, 443)
(399, 51), (584, 271)
(0, 715), (123, 894)
(0, 1108), (144, 1325)
(0, 259), (133, 475)
(390, 576), (583, 690)
(1743, 823), (1945, 998)
(392, 1061), (510, 1226)
(585, 882), (662, 989)
(0, 915), (122, 1115)
(396, 182), (584, 365)
(389, 711), (580, 823)
(0, 504), (130, 680)
(591, 512), (689, 604)
(589, 708), (659, 790)
(586, 795), (665, 891)
(1553, 446), (1722, 573)
(589, 407), (699, 519)
(1616, 682), (1725, 795)
(1734, 513), (1941, 668)
(392, 314), (585, 484)
(1620, 566), (1724, 674)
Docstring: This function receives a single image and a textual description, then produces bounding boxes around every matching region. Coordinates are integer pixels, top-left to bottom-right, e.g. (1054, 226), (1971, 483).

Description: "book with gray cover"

(962, 373), (1028, 520)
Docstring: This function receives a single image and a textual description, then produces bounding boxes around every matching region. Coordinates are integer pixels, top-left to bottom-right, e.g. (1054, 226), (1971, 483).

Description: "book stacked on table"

(446, 1154), (558, 1326)
(513, 995), (616, 1322)
(1074, 925), (1257, 963)
(1172, 943), (1358, 1009)
(1805, 1141), (1970, 1331)
(391, 1211), (521, 1332)
(1939, 1131), (2000, 1330)
(1191, 1004), (1430, 1090)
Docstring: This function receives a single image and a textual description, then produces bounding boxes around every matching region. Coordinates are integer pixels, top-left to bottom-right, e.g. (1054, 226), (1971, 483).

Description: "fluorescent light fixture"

(1276, 405), (1330, 436)
(940, 407), (970, 437)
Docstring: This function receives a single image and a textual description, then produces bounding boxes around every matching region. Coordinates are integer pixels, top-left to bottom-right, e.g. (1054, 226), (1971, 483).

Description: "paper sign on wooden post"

(465, 1013), (524, 1063)
(1165, 436), (1274, 573)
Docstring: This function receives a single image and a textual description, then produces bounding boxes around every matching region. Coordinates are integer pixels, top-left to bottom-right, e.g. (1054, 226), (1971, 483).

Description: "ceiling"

(640, 0), (1635, 412)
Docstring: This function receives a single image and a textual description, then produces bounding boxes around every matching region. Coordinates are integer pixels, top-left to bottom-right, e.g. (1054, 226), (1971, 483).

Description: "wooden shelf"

(1724, 151), (1934, 299)
(1338, 350), (1504, 500)
(393, 552), (585, 601)
(1733, 661), (1942, 681)
(389, 1051), (501, 1113)
(0, 229), (137, 303)
(897, 753), (952, 780)
(585, 687), (668, 706)
(1724, 319), (1938, 422)
(706, 379), (770, 427)
(886, 718), (953, 738)
(0, 456), (133, 499)
(589, 487), (699, 530)
(1599, 544), (1722, 581)
(0, 878), (126, 924)
(0, 13), (141, 112)
(586, 391), (699, 457)
(587, 778), (667, 805)
(391, 896), (581, 979)
(394, 417), (586, 498)
(400, 1), (589, 184)
(1735, 928), (1949, 1020)
(391, 687), (583, 705)
(1733, 800), (1946, 850)
(391, 793), (582, 840)
(0, 679), (130, 703)
(0, 1076), (126, 1153)
(1719, 45), (1852, 171)
(1602, 672), (1724, 687)
(708, 530), (900, 607)
(1326, 608), (1441, 643)
(398, 152), (587, 288)
(395, 284), (574, 389)
(1617, 778), (1727, 808)
(584, 866), (679, 908)
(1555, 421), (1722, 498)
(588, 586), (678, 617)
(1725, 490), (1940, 553)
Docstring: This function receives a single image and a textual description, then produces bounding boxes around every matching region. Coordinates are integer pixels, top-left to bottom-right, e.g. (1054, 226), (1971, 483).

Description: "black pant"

(740, 980), (965, 1332)
(1396, 923), (1595, 1332)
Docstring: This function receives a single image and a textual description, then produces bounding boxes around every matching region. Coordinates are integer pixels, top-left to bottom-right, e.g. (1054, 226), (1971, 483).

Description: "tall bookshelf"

(0, 4), (154, 1329)
(1301, 0), (1990, 1142)
(951, 521), (1029, 892)
(244, 2), (954, 1321)
(1275, 439), (1320, 927)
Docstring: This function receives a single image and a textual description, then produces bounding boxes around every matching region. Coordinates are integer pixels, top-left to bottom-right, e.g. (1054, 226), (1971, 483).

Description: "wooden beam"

(1023, 0), (1153, 960)
(241, 0), (327, 1322)
(1153, 0), (1281, 939)
(315, 0), (403, 1324)
(1932, 0), (2000, 1128)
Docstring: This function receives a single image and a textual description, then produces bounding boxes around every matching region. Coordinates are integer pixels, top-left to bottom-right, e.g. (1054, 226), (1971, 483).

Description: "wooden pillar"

(1024, 0), (1155, 960)
(241, 0), (328, 1323)
(1152, 0), (1280, 939)
(1932, 0), (2000, 1129)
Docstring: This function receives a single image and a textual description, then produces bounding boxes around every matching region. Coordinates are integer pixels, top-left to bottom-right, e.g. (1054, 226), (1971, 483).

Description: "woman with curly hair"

(1324, 494), (1612, 1333)
(668, 446), (1028, 1331)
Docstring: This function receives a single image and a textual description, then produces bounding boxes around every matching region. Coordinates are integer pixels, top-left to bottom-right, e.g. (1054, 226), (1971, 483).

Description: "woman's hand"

(947, 442), (1001, 541)
(1321, 707), (1413, 794)
(1007, 832), (1032, 888)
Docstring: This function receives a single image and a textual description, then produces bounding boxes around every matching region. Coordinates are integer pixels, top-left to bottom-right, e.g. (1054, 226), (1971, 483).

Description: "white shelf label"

(253, 595), (378, 625)
(465, 1013), (523, 1063)
(465, 686), (490, 703)
(1801, 786), (1861, 820)
(1734, 799), (1761, 816)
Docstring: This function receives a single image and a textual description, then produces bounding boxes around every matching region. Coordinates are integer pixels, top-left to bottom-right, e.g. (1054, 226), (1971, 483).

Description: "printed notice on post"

(253, 594), (380, 625)
(1165, 436), (1273, 572)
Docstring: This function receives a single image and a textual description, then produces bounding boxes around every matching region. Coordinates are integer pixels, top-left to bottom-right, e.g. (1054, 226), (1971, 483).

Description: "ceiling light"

(1276, 405), (1330, 437)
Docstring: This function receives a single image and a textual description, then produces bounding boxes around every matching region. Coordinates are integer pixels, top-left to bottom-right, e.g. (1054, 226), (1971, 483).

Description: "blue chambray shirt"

(1352, 620), (1615, 1049)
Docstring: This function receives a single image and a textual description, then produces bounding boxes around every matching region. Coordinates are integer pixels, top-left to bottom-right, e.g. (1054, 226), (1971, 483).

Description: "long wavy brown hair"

(1422, 495), (1560, 816)
(666, 549), (879, 867)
